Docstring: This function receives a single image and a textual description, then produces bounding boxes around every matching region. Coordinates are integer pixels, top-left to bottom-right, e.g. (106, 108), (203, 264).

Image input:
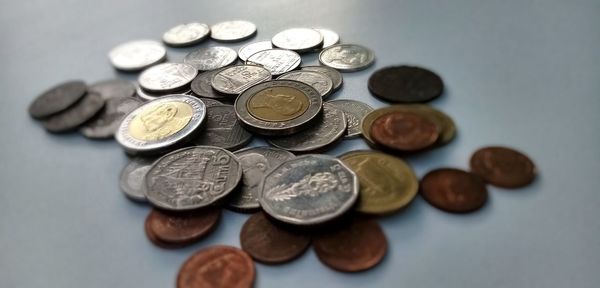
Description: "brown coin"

(313, 218), (387, 272)
(420, 168), (488, 213)
(146, 207), (221, 245)
(144, 216), (187, 249)
(177, 245), (255, 288)
(240, 212), (311, 264)
(370, 111), (439, 152)
(470, 146), (537, 188)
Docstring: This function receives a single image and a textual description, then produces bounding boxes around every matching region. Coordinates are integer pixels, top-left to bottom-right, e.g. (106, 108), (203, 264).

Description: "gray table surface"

(1, 0), (599, 287)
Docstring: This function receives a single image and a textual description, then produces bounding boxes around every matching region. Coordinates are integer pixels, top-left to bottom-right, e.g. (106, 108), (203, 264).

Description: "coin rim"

(271, 27), (324, 53)
(108, 40), (167, 71)
(162, 22), (211, 47)
(276, 70), (334, 99)
(210, 65), (272, 95)
(245, 48), (302, 76)
(318, 44), (375, 72)
(209, 20), (257, 42)
(327, 99), (374, 138)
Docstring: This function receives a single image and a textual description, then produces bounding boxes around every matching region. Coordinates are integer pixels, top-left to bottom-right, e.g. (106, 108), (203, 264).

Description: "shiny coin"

(277, 70), (333, 99)
(145, 146), (242, 210)
(240, 212), (311, 264)
(370, 111), (440, 152)
(191, 105), (252, 150)
(29, 80), (87, 119)
(246, 49), (301, 76)
(470, 146), (537, 188)
(211, 65), (271, 95)
(313, 28), (340, 49)
(340, 151), (418, 214)
(271, 28), (323, 53)
(138, 63), (197, 93)
(162, 22), (210, 47)
(267, 103), (346, 152)
(146, 207), (220, 246)
(108, 40), (166, 71)
(88, 79), (135, 100)
(119, 157), (154, 202)
(238, 40), (272, 62)
(300, 65), (343, 92)
(136, 86), (165, 101)
(41, 92), (104, 133)
(229, 147), (295, 211)
(234, 80), (323, 136)
(199, 98), (223, 107)
(190, 69), (228, 99)
(80, 97), (142, 139)
(259, 154), (358, 225)
(327, 99), (373, 138)
(420, 168), (488, 213)
(210, 20), (257, 42)
(116, 95), (206, 154)
(369, 65), (444, 103)
(319, 44), (375, 72)
(183, 46), (237, 71)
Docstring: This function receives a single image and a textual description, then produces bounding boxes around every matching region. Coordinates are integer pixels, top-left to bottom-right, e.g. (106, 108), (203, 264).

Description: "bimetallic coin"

(80, 97), (142, 139)
(183, 46), (238, 71)
(138, 63), (197, 93)
(327, 99), (373, 138)
(199, 98), (223, 107)
(88, 79), (136, 100)
(313, 28), (340, 49)
(319, 44), (375, 72)
(162, 22), (210, 47)
(420, 168), (488, 213)
(41, 92), (105, 133)
(300, 65), (343, 92)
(229, 147), (295, 211)
(191, 105), (253, 150)
(211, 65), (271, 95)
(370, 111), (440, 152)
(210, 20), (257, 42)
(259, 154), (359, 225)
(177, 246), (255, 288)
(190, 69), (228, 99)
(246, 49), (301, 76)
(146, 207), (220, 246)
(29, 80), (87, 119)
(119, 157), (155, 202)
(277, 70), (333, 99)
(108, 40), (166, 71)
(145, 146), (242, 210)
(238, 41), (272, 62)
(470, 146), (537, 188)
(271, 28), (323, 53)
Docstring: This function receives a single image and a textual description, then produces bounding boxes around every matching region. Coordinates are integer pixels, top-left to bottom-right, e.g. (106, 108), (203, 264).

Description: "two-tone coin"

(277, 70), (333, 98)
(246, 49), (301, 76)
(88, 79), (136, 100)
(80, 97), (142, 139)
(183, 46), (238, 71)
(29, 80), (87, 119)
(191, 105), (253, 150)
(138, 63), (198, 93)
(271, 28), (323, 53)
(162, 22), (210, 47)
(470, 146), (536, 188)
(119, 157), (155, 202)
(327, 99), (373, 138)
(300, 65), (343, 92)
(238, 41), (272, 62)
(190, 69), (229, 99)
(369, 65), (444, 103)
(211, 65), (271, 96)
(420, 168), (488, 213)
(313, 28), (340, 49)
(319, 44), (375, 72)
(210, 20), (257, 42)
(41, 92), (105, 133)
(108, 40), (166, 71)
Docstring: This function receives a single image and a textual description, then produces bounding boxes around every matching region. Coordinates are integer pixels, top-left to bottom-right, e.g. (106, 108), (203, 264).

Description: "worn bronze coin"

(147, 207), (221, 245)
(368, 65), (444, 103)
(177, 245), (255, 288)
(29, 80), (87, 119)
(420, 168), (488, 213)
(144, 216), (187, 249)
(370, 111), (439, 152)
(41, 92), (105, 133)
(470, 146), (536, 188)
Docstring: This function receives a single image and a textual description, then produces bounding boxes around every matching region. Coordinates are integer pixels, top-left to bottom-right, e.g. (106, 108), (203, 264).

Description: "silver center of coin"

(184, 46), (238, 71)
(246, 49), (301, 76)
(319, 44), (375, 72)
(108, 40), (166, 71)
(138, 63), (198, 93)
(271, 28), (323, 52)
(211, 65), (272, 95)
(162, 22), (210, 46)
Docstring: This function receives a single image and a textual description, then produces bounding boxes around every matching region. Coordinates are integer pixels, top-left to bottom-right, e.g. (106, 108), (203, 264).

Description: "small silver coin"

(80, 97), (143, 139)
(319, 44), (375, 72)
(211, 65), (271, 95)
(29, 80), (87, 119)
(246, 49), (301, 76)
(259, 154), (359, 225)
(41, 92), (105, 133)
(199, 98), (223, 107)
(326, 99), (374, 139)
(267, 103), (346, 152)
(88, 79), (136, 100)
(276, 70), (333, 99)
(190, 69), (228, 99)
(162, 22), (210, 47)
(238, 41), (272, 62)
(108, 40), (166, 71)
(313, 28), (340, 49)
(229, 147), (295, 211)
(191, 105), (253, 150)
(145, 146), (242, 210)
(183, 46), (238, 71)
(136, 85), (193, 102)
(138, 63), (198, 93)
(210, 20), (257, 42)
(271, 28), (323, 53)
(300, 65), (343, 92)
(119, 157), (155, 202)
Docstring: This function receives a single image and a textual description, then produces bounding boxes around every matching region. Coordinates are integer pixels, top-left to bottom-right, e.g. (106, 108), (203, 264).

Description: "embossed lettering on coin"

(211, 65), (271, 95)
(277, 70), (333, 98)
(138, 63), (198, 93)
(246, 49), (301, 76)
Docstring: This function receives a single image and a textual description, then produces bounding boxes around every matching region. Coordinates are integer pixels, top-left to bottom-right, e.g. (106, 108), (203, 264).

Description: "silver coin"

(326, 99), (374, 139)
(245, 49), (301, 76)
(259, 154), (358, 225)
(136, 85), (194, 102)
(138, 63), (197, 93)
(145, 146), (242, 210)
(210, 20), (257, 42)
(271, 28), (323, 53)
(183, 46), (238, 71)
(80, 97), (143, 139)
(119, 157), (155, 202)
(300, 65), (343, 92)
(41, 92), (105, 133)
(211, 65), (271, 95)
(199, 98), (223, 107)
(238, 41), (272, 62)
(319, 44), (375, 72)
(276, 70), (333, 99)
(162, 22), (210, 47)
(191, 105), (253, 150)
(267, 103), (346, 152)
(108, 40), (166, 71)
(229, 147), (295, 211)
(116, 94), (206, 155)
(313, 28), (340, 49)
(190, 69), (228, 99)
(88, 79), (136, 100)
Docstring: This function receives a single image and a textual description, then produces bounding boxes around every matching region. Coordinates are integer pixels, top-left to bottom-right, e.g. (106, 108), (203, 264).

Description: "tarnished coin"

(238, 41), (272, 62)
(145, 146), (242, 210)
(191, 105), (253, 150)
(319, 44), (375, 72)
(340, 151), (418, 214)
(147, 207), (220, 245)
(162, 22), (210, 47)
(234, 80), (323, 136)
(199, 98), (223, 107)
(327, 99), (373, 138)
(370, 111), (440, 152)
(116, 95), (206, 154)
(177, 245), (255, 288)
(138, 63), (198, 93)
(229, 147), (295, 211)
(240, 212), (311, 264)
(420, 168), (488, 213)
(271, 28), (323, 53)
(470, 146), (536, 188)
(277, 70), (333, 99)
(369, 66), (444, 103)
(41, 92), (105, 133)
(108, 40), (166, 71)
(211, 65), (271, 95)
(190, 69), (228, 99)
(210, 20), (257, 42)
(145, 215), (185, 249)
(80, 97), (142, 139)
(246, 49), (301, 76)
(313, 28), (340, 49)
(183, 46), (238, 71)
(259, 154), (358, 225)
(119, 157), (155, 202)
(300, 65), (343, 92)
(267, 103), (346, 152)
(88, 79), (135, 100)
(29, 80), (87, 119)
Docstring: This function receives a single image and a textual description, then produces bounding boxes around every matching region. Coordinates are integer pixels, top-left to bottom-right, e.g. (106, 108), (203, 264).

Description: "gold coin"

(128, 100), (193, 141)
(340, 150), (418, 214)
(246, 86), (310, 122)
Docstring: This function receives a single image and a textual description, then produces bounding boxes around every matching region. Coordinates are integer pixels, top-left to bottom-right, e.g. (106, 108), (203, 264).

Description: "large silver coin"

(41, 92), (105, 133)
(259, 154), (358, 225)
(108, 40), (166, 71)
(211, 65), (271, 95)
(238, 41), (272, 62)
(326, 99), (374, 139)
(301, 65), (343, 92)
(162, 22), (210, 47)
(145, 146), (242, 210)
(267, 103), (346, 152)
(119, 157), (155, 202)
(246, 49), (301, 76)
(89, 79), (136, 100)
(210, 20), (257, 42)
(277, 70), (333, 99)
(80, 97), (143, 139)
(313, 28), (340, 49)
(190, 69), (228, 99)
(271, 28), (323, 53)
(229, 147), (295, 211)
(138, 63), (197, 93)
(191, 105), (252, 150)
(319, 44), (375, 72)
(184, 46), (238, 71)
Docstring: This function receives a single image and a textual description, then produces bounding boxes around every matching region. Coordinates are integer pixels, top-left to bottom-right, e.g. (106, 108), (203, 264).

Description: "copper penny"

(146, 207), (221, 245)
(470, 146), (537, 188)
(144, 216), (186, 249)
(370, 111), (439, 152)
(420, 168), (488, 213)
(240, 212), (311, 264)
(313, 218), (387, 272)
(177, 245), (255, 288)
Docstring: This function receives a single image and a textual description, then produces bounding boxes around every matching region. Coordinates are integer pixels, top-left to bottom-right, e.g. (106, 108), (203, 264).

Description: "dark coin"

(88, 79), (136, 100)
(240, 213), (311, 264)
(29, 80), (87, 119)
(313, 218), (387, 272)
(199, 98), (223, 107)
(470, 146), (537, 188)
(420, 168), (488, 213)
(41, 92), (105, 133)
(191, 105), (253, 150)
(190, 69), (228, 99)
(368, 66), (444, 103)
(147, 207), (221, 245)
(80, 97), (142, 139)
(370, 111), (439, 152)
(144, 215), (188, 249)
(301, 65), (343, 92)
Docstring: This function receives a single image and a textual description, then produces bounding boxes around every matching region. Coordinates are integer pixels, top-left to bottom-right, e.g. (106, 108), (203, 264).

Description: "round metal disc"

(162, 22), (210, 47)
(183, 46), (238, 71)
(271, 28), (323, 53)
(210, 20), (257, 42)
(319, 44), (375, 72)
(245, 49), (301, 76)
(108, 40), (166, 71)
